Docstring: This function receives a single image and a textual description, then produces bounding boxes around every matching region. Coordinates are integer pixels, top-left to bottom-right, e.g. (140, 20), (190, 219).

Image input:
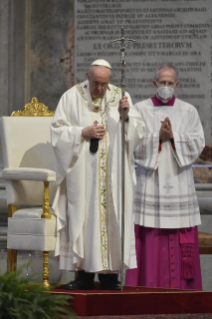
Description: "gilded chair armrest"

(2, 168), (56, 182)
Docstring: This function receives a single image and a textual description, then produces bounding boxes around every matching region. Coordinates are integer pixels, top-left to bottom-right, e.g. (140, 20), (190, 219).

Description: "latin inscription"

(75, 0), (212, 142)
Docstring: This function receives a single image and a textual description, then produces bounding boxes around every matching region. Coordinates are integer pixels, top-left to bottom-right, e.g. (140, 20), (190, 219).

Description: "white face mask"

(157, 86), (174, 101)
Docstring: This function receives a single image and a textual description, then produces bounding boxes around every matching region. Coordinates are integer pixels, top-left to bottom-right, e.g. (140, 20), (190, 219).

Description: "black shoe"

(98, 273), (121, 290)
(101, 281), (121, 290)
(65, 271), (94, 290)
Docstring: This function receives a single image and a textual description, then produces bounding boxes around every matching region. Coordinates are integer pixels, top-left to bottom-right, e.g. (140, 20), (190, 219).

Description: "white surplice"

(51, 80), (145, 272)
(134, 98), (205, 229)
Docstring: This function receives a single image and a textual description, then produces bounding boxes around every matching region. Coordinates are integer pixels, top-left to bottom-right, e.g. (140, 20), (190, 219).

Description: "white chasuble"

(134, 98), (205, 229)
(51, 80), (145, 272)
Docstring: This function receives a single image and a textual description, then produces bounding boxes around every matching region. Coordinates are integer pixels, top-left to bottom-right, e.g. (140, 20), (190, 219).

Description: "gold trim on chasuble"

(77, 83), (121, 270)
(99, 108), (109, 270)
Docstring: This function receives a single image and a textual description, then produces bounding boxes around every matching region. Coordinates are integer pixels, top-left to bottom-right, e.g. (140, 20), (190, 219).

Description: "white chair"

(0, 98), (57, 287)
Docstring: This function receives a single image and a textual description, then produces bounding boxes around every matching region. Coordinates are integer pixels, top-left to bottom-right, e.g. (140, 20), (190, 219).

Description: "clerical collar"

(151, 94), (176, 107)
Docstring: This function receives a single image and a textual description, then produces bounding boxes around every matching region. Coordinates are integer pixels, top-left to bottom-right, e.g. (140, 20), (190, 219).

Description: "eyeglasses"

(157, 81), (176, 88)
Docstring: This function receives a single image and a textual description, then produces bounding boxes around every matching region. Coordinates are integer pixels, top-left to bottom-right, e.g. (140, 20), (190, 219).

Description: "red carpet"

(51, 285), (212, 316)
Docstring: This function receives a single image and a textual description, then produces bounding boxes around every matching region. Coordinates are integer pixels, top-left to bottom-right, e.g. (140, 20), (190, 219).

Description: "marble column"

(30, 0), (74, 110)
(0, 0), (9, 117)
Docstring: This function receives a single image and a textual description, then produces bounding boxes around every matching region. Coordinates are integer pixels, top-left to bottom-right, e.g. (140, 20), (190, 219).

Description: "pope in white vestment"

(126, 63), (205, 290)
(51, 60), (145, 289)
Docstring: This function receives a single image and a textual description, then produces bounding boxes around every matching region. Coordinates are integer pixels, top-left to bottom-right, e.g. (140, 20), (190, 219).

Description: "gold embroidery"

(99, 105), (109, 270)
(76, 82), (121, 108)
(76, 84), (85, 99)
(93, 106), (101, 112)
(107, 86), (121, 107)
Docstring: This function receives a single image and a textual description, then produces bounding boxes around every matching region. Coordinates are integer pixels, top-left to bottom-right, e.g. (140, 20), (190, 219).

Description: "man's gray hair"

(155, 63), (178, 81)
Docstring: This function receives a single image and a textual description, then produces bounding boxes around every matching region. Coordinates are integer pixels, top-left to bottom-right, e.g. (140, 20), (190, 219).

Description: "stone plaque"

(75, 0), (212, 146)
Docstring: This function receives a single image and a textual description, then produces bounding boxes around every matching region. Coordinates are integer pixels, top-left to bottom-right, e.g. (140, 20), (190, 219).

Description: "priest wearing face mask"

(125, 62), (205, 290)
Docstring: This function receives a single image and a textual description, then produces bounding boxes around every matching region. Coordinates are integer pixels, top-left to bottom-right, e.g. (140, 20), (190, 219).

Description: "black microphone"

(90, 120), (99, 153)
(90, 138), (99, 153)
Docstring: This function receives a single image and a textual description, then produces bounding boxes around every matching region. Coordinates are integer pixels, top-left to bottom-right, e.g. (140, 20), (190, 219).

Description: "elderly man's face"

(87, 66), (111, 98)
(153, 68), (179, 88)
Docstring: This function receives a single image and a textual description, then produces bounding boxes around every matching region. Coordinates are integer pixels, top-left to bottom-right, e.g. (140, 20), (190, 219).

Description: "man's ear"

(86, 72), (90, 80)
(152, 80), (158, 88)
(175, 81), (179, 88)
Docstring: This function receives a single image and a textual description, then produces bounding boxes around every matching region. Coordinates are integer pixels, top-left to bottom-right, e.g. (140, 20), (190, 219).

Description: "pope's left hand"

(118, 96), (129, 120)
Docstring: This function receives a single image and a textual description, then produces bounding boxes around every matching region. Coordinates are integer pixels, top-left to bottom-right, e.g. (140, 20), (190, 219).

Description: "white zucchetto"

(91, 59), (112, 70)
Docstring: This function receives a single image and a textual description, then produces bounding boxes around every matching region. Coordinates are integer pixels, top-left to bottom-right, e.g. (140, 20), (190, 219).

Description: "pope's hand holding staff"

(51, 59), (145, 290)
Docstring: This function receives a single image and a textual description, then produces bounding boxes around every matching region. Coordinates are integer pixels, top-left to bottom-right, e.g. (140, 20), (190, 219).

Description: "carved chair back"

(0, 98), (56, 206)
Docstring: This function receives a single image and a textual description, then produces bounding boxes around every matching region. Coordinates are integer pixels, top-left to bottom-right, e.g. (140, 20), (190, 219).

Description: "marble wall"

(0, 0), (74, 115)
(30, 0), (74, 110)
(75, 0), (212, 144)
(0, 0), (31, 114)
(0, 0), (9, 117)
